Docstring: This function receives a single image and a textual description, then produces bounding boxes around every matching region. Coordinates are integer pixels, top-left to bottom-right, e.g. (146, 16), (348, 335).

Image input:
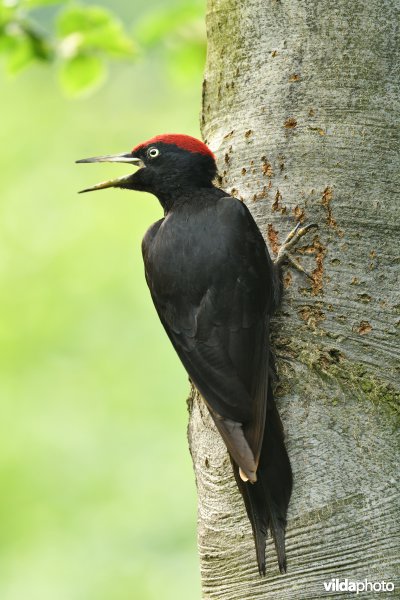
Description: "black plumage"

(77, 134), (293, 575)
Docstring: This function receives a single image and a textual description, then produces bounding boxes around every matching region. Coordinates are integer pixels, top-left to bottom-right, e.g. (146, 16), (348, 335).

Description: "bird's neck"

(153, 180), (215, 213)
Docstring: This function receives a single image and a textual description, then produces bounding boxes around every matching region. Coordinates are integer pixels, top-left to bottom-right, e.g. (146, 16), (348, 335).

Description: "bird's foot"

(274, 222), (318, 279)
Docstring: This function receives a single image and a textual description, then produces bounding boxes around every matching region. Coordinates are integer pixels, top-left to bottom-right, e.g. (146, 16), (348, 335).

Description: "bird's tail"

(231, 382), (292, 575)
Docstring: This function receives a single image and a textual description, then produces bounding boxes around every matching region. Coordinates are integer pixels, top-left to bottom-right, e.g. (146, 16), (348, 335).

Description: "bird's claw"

(274, 222), (318, 278)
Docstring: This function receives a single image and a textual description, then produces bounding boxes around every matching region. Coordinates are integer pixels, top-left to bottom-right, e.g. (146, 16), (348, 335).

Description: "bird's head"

(77, 134), (217, 202)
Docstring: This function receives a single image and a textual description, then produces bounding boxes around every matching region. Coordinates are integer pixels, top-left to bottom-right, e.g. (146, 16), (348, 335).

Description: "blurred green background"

(0, 1), (205, 598)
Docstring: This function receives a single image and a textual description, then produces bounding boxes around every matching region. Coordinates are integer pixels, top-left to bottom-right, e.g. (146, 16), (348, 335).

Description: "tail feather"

(232, 463), (269, 575)
(231, 383), (292, 575)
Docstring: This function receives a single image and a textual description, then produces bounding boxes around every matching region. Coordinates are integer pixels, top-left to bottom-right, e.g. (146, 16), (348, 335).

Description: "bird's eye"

(148, 147), (160, 159)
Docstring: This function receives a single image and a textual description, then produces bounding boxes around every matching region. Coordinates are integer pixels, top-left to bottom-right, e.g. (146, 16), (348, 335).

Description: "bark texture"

(188, 1), (400, 598)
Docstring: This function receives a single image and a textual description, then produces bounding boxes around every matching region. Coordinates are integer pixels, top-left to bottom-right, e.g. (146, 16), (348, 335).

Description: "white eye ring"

(148, 147), (160, 158)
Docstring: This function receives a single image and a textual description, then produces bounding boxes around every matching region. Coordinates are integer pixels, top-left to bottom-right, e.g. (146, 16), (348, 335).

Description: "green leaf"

(0, 20), (53, 72)
(0, 4), (17, 27)
(6, 34), (36, 73)
(0, 32), (16, 55)
(136, 3), (204, 48)
(24, 24), (53, 59)
(58, 53), (105, 96)
(58, 5), (112, 36)
(57, 5), (134, 58)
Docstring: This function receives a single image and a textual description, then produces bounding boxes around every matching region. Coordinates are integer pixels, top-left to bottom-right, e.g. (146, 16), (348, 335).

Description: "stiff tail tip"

(239, 466), (257, 483)
(279, 557), (287, 575)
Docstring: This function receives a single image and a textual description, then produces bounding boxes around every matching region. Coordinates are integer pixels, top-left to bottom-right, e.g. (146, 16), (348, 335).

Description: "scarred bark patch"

(272, 189), (285, 212)
(261, 159), (273, 177)
(293, 205), (305, 222)
(354, 321), (373, 335)
(298, 304), (326, 328)
(267, 223), (280, 254)
(284, 117), (297, 128)
(321, 186), (337, 228)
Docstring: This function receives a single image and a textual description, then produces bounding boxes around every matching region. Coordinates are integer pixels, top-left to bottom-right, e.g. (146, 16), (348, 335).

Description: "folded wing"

(142, 196), (275, 481)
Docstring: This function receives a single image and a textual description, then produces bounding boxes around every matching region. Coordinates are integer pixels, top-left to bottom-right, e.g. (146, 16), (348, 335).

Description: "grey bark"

(188, 1), (400, 598)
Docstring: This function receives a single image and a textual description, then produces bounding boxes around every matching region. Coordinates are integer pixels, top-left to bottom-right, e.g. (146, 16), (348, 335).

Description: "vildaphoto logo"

(323, 578), (395, 594)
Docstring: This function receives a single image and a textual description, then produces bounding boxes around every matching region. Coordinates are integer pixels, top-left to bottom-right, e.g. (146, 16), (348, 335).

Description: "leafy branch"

(0, 0), (206, 96)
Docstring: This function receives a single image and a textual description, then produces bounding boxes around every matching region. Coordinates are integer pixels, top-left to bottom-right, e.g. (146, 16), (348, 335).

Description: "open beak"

(76, 152), (144, 193)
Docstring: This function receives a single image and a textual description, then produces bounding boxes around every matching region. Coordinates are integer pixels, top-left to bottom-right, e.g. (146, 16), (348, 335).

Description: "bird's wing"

(143, 197), (275, 480)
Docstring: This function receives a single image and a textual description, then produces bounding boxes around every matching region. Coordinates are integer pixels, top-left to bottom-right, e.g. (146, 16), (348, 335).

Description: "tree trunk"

(188, 0), (400, 597)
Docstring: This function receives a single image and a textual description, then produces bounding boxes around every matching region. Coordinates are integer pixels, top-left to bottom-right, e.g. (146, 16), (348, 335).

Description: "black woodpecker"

(77, 133), (316, 575)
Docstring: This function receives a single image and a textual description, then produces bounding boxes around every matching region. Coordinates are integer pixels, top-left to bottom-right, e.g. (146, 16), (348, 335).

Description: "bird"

(76, 133), (316, 575)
